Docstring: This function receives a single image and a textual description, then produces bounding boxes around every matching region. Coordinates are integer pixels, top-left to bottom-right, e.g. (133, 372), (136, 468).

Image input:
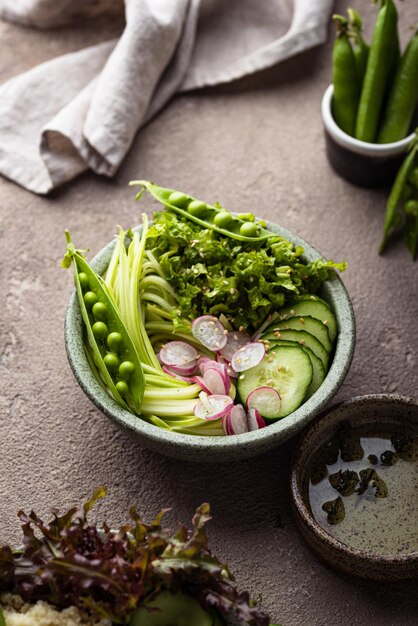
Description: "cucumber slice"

(264, 315), (332, 353)
(267, 340), (325, 398)
(261, 328), (329, 370)
(277, 298), (337, 343)
(237, 345), (312, 419)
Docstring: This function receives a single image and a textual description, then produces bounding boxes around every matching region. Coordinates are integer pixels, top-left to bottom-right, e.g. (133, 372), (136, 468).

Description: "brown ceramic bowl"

(290, 394), (418, 581)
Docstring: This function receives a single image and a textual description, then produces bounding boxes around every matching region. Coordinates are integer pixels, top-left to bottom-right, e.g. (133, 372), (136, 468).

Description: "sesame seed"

(230, 288), (235, 295)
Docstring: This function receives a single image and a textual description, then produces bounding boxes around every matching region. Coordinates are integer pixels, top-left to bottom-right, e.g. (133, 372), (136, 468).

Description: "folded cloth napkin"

(0, 0), (333, 194)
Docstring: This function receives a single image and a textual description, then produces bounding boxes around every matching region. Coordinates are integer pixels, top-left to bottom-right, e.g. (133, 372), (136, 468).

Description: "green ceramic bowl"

(64, 221), (355, 462)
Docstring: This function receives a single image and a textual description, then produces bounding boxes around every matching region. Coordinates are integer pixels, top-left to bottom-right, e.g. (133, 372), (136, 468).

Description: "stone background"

(0, 2), (417, 624)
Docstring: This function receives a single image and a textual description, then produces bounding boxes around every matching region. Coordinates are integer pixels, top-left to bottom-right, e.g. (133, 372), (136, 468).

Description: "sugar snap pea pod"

(130, 180), (275, 242)
(379, 134), (418, 254)
(347, 8), (370, 83)
(355, 0), (399, 143)
(332, 15), (360, 136)
(62, 232), (145, 413)
(378, 29), (418, 143)
(404, 198), (418, 259)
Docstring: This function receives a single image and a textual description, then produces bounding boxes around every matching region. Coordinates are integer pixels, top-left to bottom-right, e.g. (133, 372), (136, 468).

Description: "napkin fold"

(0, 0), (333, 194)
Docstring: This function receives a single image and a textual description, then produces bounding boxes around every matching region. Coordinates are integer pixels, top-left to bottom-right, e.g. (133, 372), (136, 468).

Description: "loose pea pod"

(405, 198), (418, 260)
(379, 133), (418, 254)
(332, 15), (360, 137)
(62, 232), (145, 413)
(130, 180), (274, 242)
(347, 8), (370, 83)
(355, 0), (399, 143)
(378, 29), (418, 144)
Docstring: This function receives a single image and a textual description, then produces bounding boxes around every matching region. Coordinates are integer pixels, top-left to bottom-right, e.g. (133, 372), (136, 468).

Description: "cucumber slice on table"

(264, 315), (332, 353)
(262, 328), (329, 370)
(266, 340), (326, 399)
(237, 345), (312, 419)
(277, 298), (337, 343)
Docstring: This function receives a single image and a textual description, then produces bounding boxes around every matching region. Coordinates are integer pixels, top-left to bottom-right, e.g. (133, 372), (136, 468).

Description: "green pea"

(187, 200), (208, 217)
(119, 360), (135, 379)
(78, 272), (90, 290)
(116, 380), (129, 396)
(240, 222), (258, 237)
(404, 200), (418, 217)
(213, 211), (233, 227)
(169, 191), (189, 208)
(237, 212), (255, 222)
(107, 332), (123, 352)
(104, 353), (119, 371)
(92, 301), (107, 321)
(92, 321), (108, 341)
(84, 291), (98, 309)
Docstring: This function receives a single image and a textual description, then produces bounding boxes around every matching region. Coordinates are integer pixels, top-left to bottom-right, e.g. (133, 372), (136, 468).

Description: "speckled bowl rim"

(65, 219), (355, 461)
(322, 85), (414, 157)
(290, 394), (418, 565)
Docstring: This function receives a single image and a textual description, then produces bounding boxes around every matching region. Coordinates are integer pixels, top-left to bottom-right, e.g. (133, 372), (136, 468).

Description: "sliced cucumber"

(276, 298), (337, 343)
(237, 345), (312, 419)
(264, 315), (332, 353)
(261, 328), (329, 370)
(267, 340), (325, 399)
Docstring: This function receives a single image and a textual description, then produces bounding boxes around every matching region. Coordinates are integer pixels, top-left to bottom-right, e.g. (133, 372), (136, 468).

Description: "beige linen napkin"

(0, 0), (333, 194)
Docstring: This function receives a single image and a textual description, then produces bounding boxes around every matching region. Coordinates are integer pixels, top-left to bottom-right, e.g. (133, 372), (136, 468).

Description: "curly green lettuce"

(146, 211), (346, 332)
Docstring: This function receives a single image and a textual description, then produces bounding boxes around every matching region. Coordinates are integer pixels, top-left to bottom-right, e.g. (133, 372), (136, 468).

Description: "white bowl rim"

(64, 220), (355, 460)
(321, 84), (414, 157)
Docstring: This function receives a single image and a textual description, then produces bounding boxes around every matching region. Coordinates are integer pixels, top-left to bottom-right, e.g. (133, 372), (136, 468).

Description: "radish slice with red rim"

(200, 359), (231, 391)
(159, 341), (198, 368)
(231, 342), (265, 372)
(203, 366), (229, 395)
(194, 394), (233, 420)
(216, 353), (238, 379)
(162, 365), (195, 383)
(193, 375), (212, 394)
(247, 386), (281, 418)
(191, 316), (228, 351)
(223, 404), (248, 435)
(219, 331), (251, 362)
(247, 407), (266, 431)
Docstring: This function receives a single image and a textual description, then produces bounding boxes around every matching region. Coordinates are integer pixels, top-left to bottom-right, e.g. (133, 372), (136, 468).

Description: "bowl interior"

(291, 395), (418, 565)
(65, 220), (355, 462)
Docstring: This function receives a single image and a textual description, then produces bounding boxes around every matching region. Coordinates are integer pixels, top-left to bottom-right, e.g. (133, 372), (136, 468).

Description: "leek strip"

(140, 399), (198, 417)
(140, 291), (174, 312)
(145, 304), (173, 321)
(145, 249), (167, 277)
(143, 383), (201, 401)
(139, 275), (178, 300)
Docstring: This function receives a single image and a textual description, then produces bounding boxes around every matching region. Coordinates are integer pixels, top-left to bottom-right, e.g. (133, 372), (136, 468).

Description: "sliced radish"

(216, 353), (238, 379)
(191, 316), (228, 351)
(219, 331), (251, 362)
(162, 365), (195, 382)
(223, 404), (248, 435)
(247, 407), (266, 431)
(193, 375), (212, 394)
(197, 355), (213, 374)
(201, 360), (231, 393)
(194, 394), (233, 420)
(159, 341), (198, 369)
(231, 342), (265, 372)
(203, 367), (229, 395)
(247, 386), (281, 417)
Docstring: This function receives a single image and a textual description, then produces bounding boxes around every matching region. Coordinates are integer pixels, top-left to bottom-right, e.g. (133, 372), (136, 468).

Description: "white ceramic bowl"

(321, 84), (415, 187)
(65, 220), (355, 463)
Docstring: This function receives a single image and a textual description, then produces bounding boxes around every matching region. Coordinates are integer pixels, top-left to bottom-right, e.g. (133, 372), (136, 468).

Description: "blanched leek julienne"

(63, 216), (223, 436)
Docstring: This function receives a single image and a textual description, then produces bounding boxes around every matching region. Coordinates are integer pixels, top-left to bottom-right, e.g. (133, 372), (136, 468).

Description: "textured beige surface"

(1, 2), (418, 625)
